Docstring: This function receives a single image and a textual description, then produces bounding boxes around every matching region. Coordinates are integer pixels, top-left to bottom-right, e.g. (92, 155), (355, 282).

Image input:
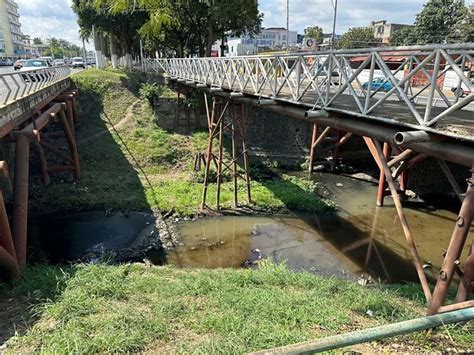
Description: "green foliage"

(337, 27), (381, 49)
(304, 26), (324, 44)
(95, 0), (262, 57)
(139, 82), (162, 106)
(4, 263), (472, 353)
(41, 37), (82, 58)
(30, 69), (333, 217)
(391, 0), (469, 45)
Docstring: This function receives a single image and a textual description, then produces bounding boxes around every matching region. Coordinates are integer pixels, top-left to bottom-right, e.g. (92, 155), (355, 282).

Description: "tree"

(72, 0), (148, 68)
(390, 26), (417, 46)
(337, 27), (381, 49)
(95, 0), (262, 57)
(391, 0), (468, 45)
(33, 37), (43, 45)
(452, 3), (474, 42)
(304, 26), (323, 44)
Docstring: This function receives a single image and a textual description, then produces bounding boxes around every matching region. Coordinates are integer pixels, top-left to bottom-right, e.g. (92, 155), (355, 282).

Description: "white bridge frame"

(0, 65), (71, 107)
(146, 43), (474, 136)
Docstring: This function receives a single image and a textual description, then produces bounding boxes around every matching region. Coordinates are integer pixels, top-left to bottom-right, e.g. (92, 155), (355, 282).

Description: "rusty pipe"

(0, 246), (20, 278)
(12, 134), (30, 268)
(0, 190), (16, 260)
(258, 104), (474, 168)
(428, 179), (474, 315)
(394, 131), (431, 145)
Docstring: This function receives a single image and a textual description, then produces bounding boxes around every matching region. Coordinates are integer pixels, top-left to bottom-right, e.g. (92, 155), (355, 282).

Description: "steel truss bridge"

(147, 43), (474, 315)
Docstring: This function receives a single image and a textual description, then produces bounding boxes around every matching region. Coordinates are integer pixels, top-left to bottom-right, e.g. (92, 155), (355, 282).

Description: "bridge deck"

(153, 43), (474, 143)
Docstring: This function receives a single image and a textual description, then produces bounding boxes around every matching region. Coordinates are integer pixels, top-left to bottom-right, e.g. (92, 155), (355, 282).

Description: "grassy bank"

(1, 262), (472, 353)
(28, 68), (333, 216)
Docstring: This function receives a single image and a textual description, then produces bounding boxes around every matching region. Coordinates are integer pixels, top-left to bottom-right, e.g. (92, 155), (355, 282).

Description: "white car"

(19, 59), (49, 72)
(71, 57), (85, 69)
(19, 59), (50, 82)
(53, 59), (65, 66)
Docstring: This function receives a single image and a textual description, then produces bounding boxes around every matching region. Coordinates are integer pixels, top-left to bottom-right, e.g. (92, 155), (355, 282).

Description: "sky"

(15, 0), (474, 47)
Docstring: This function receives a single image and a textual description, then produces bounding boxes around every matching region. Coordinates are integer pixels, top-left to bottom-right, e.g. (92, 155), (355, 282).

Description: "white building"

(227, 27), (298, 56)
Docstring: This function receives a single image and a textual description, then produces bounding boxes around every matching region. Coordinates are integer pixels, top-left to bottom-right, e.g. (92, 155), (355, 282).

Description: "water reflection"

(170, 173), (471, 283)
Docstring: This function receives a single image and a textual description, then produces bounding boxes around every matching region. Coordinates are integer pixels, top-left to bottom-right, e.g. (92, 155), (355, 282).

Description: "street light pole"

(331, 0), (338, 50)
(286, 0), (290, 51)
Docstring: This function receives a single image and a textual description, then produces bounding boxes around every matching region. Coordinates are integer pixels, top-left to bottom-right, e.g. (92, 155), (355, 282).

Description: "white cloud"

(16, 0), (84, 46)
(260, 0), (473, 34)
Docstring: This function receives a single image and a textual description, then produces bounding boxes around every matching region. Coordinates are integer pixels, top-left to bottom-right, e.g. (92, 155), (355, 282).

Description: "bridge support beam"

(0, 90), (81, 278)
(201, 95), (251, 210)
(428, 174), (474, 315)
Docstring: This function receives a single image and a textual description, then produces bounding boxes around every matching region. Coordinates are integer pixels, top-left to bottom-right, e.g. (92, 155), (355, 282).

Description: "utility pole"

(331, 0), (338, 50)
(286, 0), (290, 51)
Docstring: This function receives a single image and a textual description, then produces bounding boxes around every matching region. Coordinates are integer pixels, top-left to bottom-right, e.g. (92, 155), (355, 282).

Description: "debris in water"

(336, 183), (343, 187)
(357, 274), (372, 287)
(423, 261), (432, 269)
(251, 230), (259, 235)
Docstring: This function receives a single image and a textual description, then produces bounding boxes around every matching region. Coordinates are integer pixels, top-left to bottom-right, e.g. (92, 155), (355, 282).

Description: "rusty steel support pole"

(59, 109), (80, 179)
(201, 98), (217, 209)
(231, 104), (238, 208)
(0, 190), (16, 260)
(33, 141), (50, 185)
(428, 177), (474, 315)
(377, 142), (390, 207)
(240, 104), (251, 204)
(455, 243), (474, 303)
(372, 138), (432, 303)
(308, 123), (318, 175)
(215, 109), (225, 209)
(175, 92), (181, 130)
(0, 246), (20, 278)
(12, 134), (30, 268)
(65, 100), (75, 137)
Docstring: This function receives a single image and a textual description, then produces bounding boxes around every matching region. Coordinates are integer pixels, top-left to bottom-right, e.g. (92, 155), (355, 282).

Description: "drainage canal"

(28, 173), (471, 284)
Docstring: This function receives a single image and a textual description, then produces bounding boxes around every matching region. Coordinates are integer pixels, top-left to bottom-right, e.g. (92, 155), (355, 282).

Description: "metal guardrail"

(0, 65), (71, 107)
(145, 43), (474, 130)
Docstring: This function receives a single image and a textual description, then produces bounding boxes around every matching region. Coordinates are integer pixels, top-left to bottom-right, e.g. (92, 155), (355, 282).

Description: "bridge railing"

(0, 65), (71, 108)
(146, 43), (474, 130)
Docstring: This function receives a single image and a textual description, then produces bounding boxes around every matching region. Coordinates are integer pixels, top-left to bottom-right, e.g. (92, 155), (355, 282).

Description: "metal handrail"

(145, 43), (474, 133)
(0, 65), (71, 107)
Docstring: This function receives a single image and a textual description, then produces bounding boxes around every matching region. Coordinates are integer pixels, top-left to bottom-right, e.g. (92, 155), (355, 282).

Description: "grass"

(28, 68), (334, 216)
(2, 262), (472, 353)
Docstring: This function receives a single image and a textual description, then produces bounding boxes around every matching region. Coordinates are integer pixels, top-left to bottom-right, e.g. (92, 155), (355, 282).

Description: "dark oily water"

(28, 211), (156, 263)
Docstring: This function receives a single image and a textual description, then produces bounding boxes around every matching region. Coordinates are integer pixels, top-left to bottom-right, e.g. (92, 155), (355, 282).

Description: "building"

(226, 27), (298, 56)
(370, 20), (411, 44)
(256, 27), (297, 49)
(0, 0), (26, 58)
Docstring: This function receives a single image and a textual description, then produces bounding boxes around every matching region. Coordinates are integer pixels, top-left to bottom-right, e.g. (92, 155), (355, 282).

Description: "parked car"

(53, 59), (65, 66)
(451, 78), (474, 97)
(19, 59), (50, 82)
(39, 56), (53, 66)
(71, 57), (85, 69)
(362, 77), (395, 92)
(19, 59), (49, 72)
(14, 59), (27, 70)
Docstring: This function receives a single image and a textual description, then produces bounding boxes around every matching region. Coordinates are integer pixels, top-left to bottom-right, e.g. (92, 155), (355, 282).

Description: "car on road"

(362, 77), (395, 92)
(14, 59), (27, 70)
(451, 78), (474, 97)
(53, 59), (65, 66)
(19, 59), (49, 72)
(19, 59), (50, 82)
(71, 57), (85, 69)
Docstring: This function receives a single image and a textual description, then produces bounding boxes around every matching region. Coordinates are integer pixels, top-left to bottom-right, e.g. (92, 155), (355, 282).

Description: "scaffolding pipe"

(252, 307), (474, 355)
